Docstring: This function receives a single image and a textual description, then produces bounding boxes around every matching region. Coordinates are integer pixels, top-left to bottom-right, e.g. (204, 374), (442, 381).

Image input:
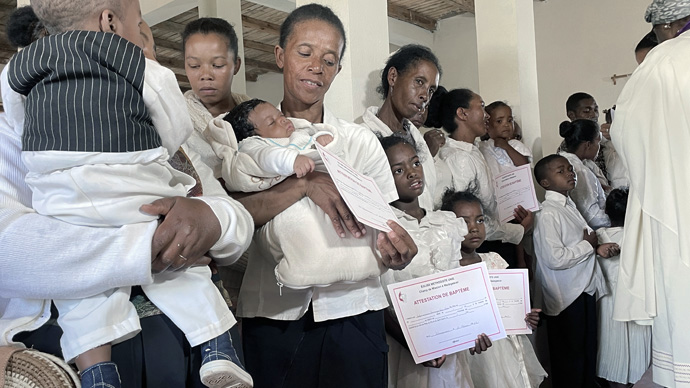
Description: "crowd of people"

(0, 0), (689, 387)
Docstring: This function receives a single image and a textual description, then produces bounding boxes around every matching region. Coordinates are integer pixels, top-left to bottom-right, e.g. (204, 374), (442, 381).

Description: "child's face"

(487, 106), (514, 140)
(115, 0), (144, 48)
(386, 143), (425, 202)
(249, 103), (295, 138)
(541, 157), (577, 194)
(452, 201), (485, 253)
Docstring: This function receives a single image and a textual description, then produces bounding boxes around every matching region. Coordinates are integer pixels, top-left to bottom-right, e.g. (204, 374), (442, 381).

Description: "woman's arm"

(232, 171), (366, 238)
(493, 137), (529, 166)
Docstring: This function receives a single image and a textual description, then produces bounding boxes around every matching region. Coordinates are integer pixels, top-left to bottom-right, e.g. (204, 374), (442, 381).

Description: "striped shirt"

(7, 30), (160, 153)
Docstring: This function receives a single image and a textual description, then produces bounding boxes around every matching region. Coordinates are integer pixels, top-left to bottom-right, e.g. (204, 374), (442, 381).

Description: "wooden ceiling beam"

(150, 20), (187, 35)
(446, 0), (475, 14)
(242, 15), (280, 35)
(244, 39), (276, 54)
(244, 57), (281, 73)
(156, 55), (185, 71)
(153, 36), (182, 52)
(387, 3), (437, 31)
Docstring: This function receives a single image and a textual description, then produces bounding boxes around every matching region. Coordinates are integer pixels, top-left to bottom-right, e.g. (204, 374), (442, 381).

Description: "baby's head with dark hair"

(605, 188), (629, 227)
(279, 3), (346, 59)
(223, 99), (267, 142)
(6, 6), (47, 49)
(559, 119), (599, 153)
(182, 17), (239, 59)
(440, 189), (483, 213)
(485, 101), (509, 117)
(377, 44), (442, 99)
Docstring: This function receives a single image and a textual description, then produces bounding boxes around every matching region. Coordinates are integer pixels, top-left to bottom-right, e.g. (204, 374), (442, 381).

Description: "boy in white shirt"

(532, 154), (618, 388)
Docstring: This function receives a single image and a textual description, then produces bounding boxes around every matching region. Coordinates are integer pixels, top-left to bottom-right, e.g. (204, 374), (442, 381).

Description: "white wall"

(533, 0), (651, 156)
(246, 72), (284, 106)
(432, 14), (479, 92)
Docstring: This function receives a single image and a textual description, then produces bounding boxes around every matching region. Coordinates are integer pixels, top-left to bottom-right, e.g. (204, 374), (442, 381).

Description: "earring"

(663, 23), (671, 29)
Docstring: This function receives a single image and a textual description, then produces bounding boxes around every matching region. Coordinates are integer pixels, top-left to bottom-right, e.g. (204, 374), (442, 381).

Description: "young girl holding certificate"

(379, 134), (490, 388)
(441, 191), (547, 388)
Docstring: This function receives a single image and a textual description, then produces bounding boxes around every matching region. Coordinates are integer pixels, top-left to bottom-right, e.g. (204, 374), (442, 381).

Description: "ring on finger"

(178, 254), (187, 261)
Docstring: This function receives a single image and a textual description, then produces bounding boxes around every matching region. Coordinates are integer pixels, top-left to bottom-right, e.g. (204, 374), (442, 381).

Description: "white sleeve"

(181, 143), (254, 264)
(533, 210), (595, 270)
(143, 59), (194, 157)
(485, 219), (525, 245)
(602, 140), (629, 189)
(239, 137), (298, 176)
(509, 139), (533, 161)
(343, 125), (398, 203)
(0, 121), (153, 300)
(570, 165), (611, 229)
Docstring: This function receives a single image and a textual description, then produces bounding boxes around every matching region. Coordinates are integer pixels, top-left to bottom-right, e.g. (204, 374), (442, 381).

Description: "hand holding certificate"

(489, 269), (532, 335)
(315, 142), (397, 232)
(493, 164), (540, 223)
(386, 262), (506, 364)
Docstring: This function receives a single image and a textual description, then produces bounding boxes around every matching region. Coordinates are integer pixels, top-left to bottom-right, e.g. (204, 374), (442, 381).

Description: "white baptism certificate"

(493, 164), (540, 223)
(489, 269), (532, 335)
(315, 142), (397, 232)
(386, 262), (507, 364)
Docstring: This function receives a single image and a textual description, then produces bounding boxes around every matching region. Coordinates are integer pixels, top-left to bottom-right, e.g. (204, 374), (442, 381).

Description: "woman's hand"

(469, 333), (492, 355)
(423, 129), (446, 157)
(303, 172), (366, 238)
(141, 197), (220, 273)
(525, 308), (542, 330)
(377, 220), (418, 270)
(422, 355), (447, 368)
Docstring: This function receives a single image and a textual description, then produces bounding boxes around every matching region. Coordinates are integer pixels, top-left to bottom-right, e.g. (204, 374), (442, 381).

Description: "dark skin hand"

(469, 333), (492, 355)
(233, 172), (366, 238)
(377, 220), (418, 270)
(140, 197), (219, 273)
(525, 308), (541, 330)
(583, 229), (598, 250)
(513, 205), (534, 233)
(423, 129), (446, 157)
(492, 137), (529, 166)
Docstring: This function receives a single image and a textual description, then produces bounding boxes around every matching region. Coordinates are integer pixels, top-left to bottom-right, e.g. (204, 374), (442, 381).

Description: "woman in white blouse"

(557, 119), (610, 230)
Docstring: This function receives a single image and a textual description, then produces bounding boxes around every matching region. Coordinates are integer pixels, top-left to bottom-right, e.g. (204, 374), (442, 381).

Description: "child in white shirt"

(441, 191), (547, 388)
(378, 134), (492, 388)
(479, 101), (531, 177)
(532, 154), (618, 388)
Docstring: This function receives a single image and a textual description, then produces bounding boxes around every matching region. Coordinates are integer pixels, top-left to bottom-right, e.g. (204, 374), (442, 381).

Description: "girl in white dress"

(557, 119), (610, 230)
(379, 134), (492, 388)
(441, 191), (547, 388)
(479, 101), (531, 177)
(596, 188), (651, 387)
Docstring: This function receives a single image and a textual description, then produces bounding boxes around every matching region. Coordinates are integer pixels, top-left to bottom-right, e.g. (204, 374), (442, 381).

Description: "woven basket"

(0, 347), (79, 388)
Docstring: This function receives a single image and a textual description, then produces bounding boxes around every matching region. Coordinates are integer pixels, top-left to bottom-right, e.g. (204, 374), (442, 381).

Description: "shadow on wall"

(355, 69), (384, 124)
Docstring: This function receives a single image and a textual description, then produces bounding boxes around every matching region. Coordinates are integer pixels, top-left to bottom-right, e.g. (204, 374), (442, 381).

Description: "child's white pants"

(53, 265), (235, 363)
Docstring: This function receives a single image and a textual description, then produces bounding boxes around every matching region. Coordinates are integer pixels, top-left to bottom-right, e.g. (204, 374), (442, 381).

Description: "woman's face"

(388, 60), (439, 120)
(386, 143), (425, 203)
(464, 94), (489, 138)
(276, 19), (344, 109)
(184, 33), (238, 107)
(487, 105), (514, 140)
(584, 131), (602, 160)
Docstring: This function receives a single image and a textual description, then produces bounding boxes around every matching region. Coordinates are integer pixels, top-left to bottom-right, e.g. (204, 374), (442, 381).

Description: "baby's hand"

(597, 243), (620, 258)
(583, 229), (597, 249)
(316, 134), (334, 147)
(525, 308), (541, 330)
(293, 155), (315, 178)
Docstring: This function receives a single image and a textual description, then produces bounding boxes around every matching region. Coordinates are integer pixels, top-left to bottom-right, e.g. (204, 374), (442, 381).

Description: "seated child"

(532, 154), (618, 388)
(204, 98), (341, 193)
(441, 191), (547, 388)
(378, 134), (491, 388)
(7, 1), (252, 387)
(595, 188), (651, 387)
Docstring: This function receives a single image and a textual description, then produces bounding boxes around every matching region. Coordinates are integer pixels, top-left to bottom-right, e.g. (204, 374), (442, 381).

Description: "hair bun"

(424, 85), (447, 128)
(559, 120), (573, 138)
